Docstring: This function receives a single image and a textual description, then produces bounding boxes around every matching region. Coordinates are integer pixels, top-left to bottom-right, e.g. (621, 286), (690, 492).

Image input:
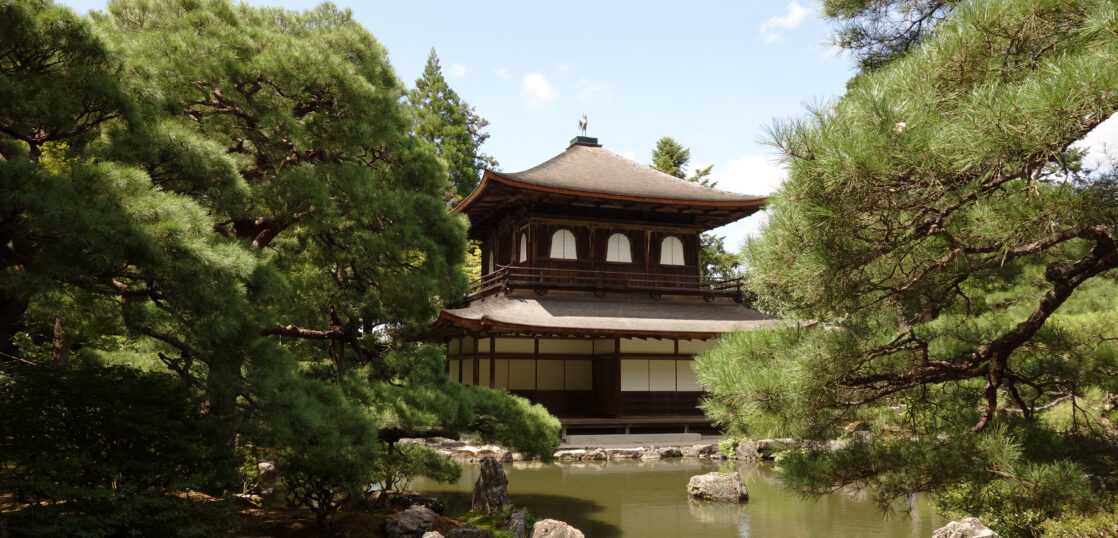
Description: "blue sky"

(60, 1), (1117, 249)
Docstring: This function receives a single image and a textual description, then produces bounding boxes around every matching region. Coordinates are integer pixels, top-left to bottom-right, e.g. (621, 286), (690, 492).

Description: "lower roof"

(429, 292), (780, 340)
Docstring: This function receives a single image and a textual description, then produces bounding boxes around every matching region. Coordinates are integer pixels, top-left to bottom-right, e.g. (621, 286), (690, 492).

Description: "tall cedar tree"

(409, 49), (498, 204)
(1, 1), (557, 531)
(696, 1), (1118, 536)
(650, 136), (741, 279)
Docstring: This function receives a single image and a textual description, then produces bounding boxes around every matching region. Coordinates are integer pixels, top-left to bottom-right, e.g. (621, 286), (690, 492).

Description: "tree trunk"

(50, 317), (69, 366)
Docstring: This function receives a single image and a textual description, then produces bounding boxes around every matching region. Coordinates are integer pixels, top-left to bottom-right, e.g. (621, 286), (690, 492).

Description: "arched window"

(605, 233), (632, 263)
(660, 236), (684, 265)
(518, 232), (528, 262)
(549, 229), (577, 259)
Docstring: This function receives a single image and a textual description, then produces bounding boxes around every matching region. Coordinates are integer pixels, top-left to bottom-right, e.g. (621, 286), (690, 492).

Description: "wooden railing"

(467, 265), (743, 301)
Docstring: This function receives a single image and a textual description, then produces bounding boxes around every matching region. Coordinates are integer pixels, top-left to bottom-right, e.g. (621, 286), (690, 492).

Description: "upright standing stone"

(471, 456), (510, 514)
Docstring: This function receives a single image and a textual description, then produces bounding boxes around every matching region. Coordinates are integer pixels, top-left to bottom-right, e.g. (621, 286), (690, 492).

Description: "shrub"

(0, 363), (235, 537)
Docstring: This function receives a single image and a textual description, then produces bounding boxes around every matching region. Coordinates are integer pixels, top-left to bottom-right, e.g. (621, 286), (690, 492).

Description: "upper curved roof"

(452, 141), (766, 230)
(495, 143), (764, 203)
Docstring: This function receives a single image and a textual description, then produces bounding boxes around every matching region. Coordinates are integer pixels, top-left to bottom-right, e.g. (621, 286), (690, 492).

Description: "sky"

(60, 0), (1118, 250)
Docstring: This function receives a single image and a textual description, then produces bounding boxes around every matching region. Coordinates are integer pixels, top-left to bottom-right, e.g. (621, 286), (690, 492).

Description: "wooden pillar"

(472, 332), (480, 386)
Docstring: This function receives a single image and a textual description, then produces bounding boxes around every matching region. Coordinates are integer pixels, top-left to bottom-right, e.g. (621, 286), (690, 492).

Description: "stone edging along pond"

(398, 437), (819, 464)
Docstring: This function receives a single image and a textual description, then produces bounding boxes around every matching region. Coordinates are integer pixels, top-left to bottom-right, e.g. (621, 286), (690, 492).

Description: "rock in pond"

(385, 505), (439, 538)
(687, 471), (749, 503)
(735, 439), (760, 462)
(530, 519), (585, 538)
(471, 456), (510, 514)
(932, 517), (1000, 538)
(421, 533), (443, 538)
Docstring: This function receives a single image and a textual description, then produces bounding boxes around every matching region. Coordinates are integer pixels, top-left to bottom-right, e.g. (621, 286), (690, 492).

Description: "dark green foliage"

(822, 0), (959, 71)
(0, 363), (234, 537)
(409, 49), (498, 203)
(0, 0), (134, 163)
(697, 1), (1118, 535)
(1, 0), (558, 531)
(650, 136), (714, 187)
(459, 505), (538, 538)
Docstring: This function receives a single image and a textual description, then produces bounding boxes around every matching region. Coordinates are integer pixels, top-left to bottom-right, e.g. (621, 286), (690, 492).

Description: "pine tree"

(650, 136), (714, 187)
(696, 1), (1118, 535)
(1, 1), (557, 531)
(409, 49), (498, 203)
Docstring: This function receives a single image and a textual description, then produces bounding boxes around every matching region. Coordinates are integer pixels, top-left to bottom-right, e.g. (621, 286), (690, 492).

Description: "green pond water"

(415, 459), (943, 537)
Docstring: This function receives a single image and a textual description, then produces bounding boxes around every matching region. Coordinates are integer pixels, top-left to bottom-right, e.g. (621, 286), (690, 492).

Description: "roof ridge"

(594, 146), (752, 199)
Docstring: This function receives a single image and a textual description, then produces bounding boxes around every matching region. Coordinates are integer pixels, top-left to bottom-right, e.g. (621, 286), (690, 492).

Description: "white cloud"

(522, 72), (557, 107)
(715, 154), (788, 196)
(706, 154), (788, 249)
(1073, 112), (1118, 170)
(761, 2), (810, 44)
(448, 63), (467, 77)
(576, 78), (614, 103)
(493, 67), (510, 80)
(620, 150), (637, 162)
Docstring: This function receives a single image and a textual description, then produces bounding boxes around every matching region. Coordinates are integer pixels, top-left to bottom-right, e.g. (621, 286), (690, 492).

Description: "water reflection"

(415, 460), (942, 538)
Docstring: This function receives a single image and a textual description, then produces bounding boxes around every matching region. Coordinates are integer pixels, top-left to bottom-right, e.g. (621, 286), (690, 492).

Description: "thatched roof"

(497, 142), (763, 203)
(452, 139), (767, 234)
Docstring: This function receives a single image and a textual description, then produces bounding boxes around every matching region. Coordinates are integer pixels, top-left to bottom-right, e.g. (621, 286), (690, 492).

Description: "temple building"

(428, 136), (777, 435)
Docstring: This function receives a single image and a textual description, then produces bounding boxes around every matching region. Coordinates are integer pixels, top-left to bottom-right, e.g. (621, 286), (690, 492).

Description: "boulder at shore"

(506, 509), (528, 537)
(735, 439), (760, 462)
(687, 472), (749, 503)
(932, 517), (1000, 538)
(530, 519), (585, 538)
(384, 505), (439, 538)
(470, 456), (510, 514)
(446, 523), (492, 537)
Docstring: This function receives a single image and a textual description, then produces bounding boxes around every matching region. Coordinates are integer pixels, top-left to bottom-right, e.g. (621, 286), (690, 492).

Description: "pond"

(416, 459), (943, 537)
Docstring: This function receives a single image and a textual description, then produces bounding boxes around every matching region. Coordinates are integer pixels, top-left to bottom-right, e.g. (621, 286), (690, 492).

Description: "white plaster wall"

(508, 359), (536, 390)
(493, 359), (508, 389)
(478, 358), (491, 387)
(461, 336), (475, 354)
(649, 360), (676, 391)
(448, 338), (461, 356)
(495, 338), (535, 354)
(538, 339), (593, 355)
(462, 359), (474, 386)
(621, 359), (649, 391)
(565, 360), (592, 390)
(594, 338), (616, 355)
(676, 360), (702, 391)
(537, 359), (564, 390)
(448, 359), (460, 383)
(619, 338), (675, 354)
(478, 337), (492, 353)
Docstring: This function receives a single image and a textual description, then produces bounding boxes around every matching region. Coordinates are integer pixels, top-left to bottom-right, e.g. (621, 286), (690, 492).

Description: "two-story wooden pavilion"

(428, 136), (777, 434)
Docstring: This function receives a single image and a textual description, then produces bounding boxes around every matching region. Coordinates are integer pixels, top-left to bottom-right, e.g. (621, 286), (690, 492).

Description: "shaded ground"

(230, 504), (464, 537)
